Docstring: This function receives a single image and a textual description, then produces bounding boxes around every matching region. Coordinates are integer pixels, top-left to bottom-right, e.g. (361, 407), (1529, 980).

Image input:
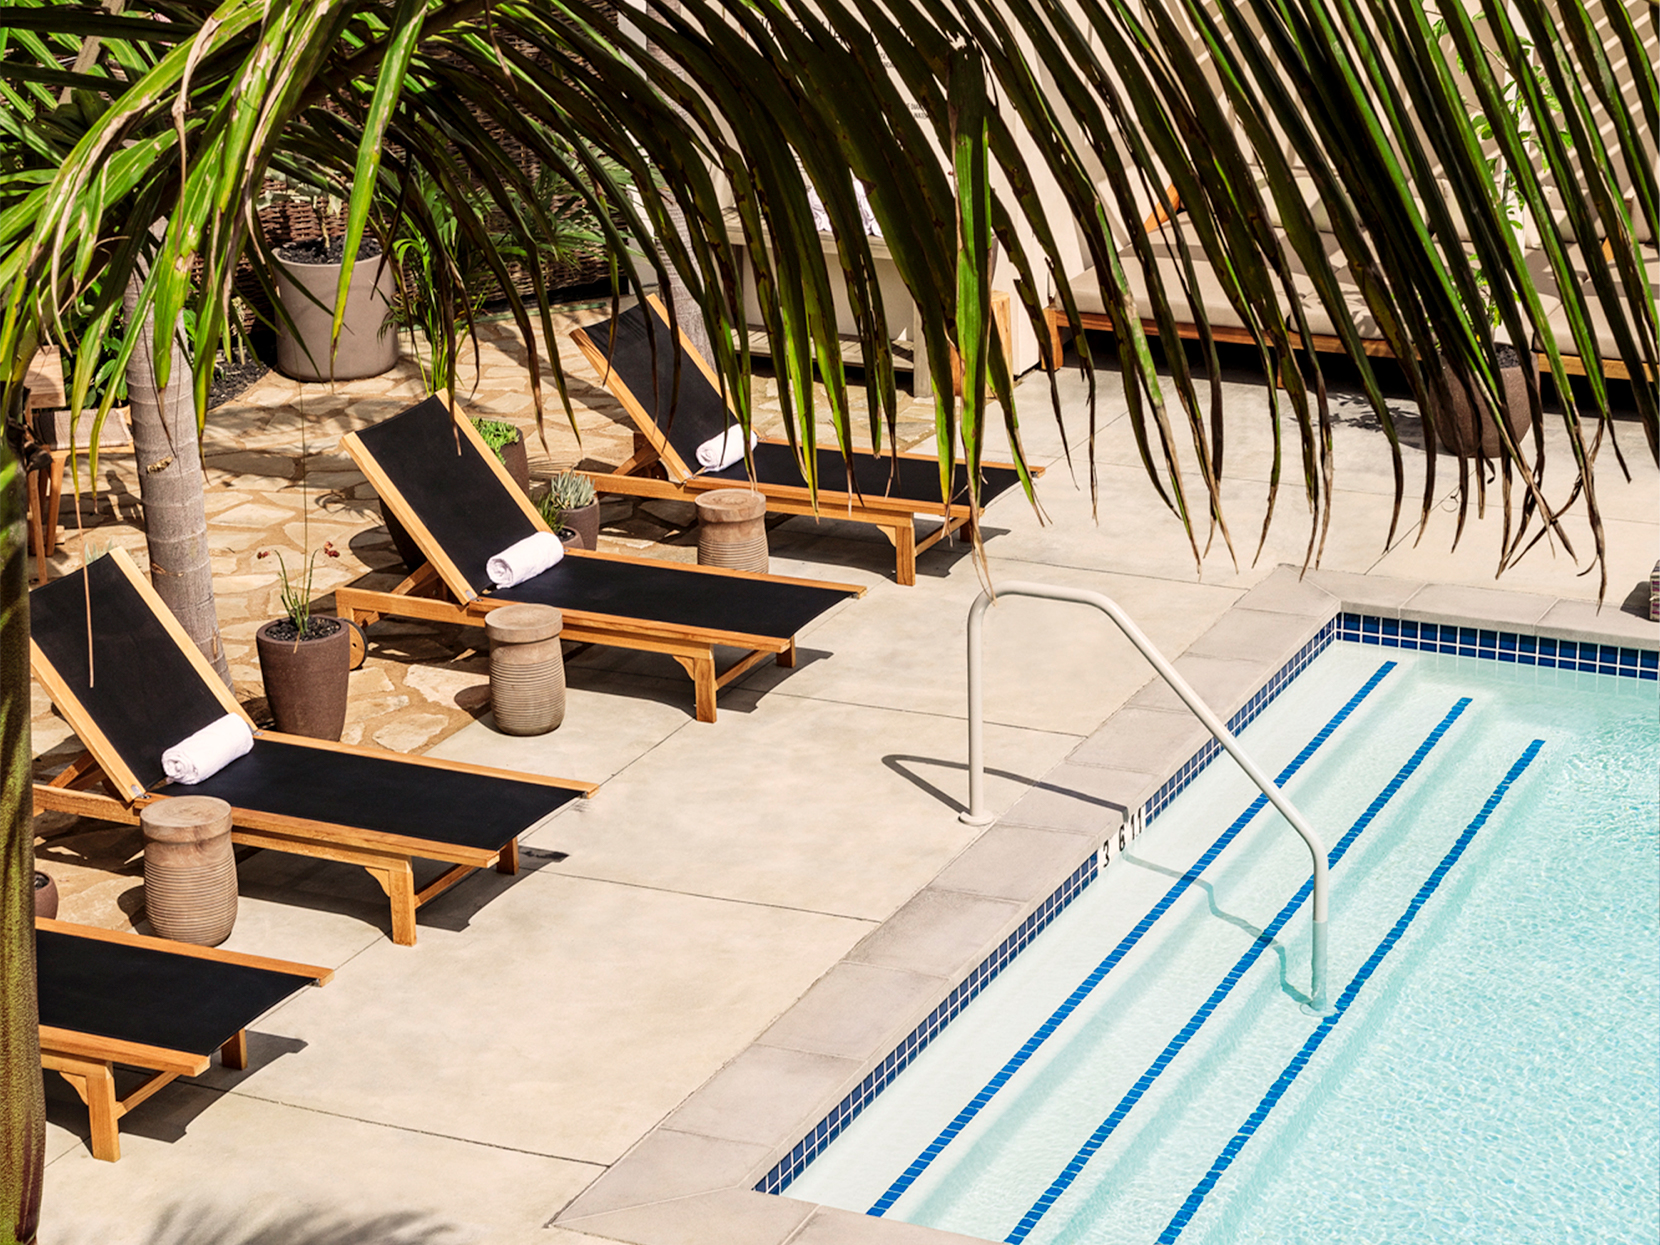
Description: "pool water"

(785, 643), (1660, 1243)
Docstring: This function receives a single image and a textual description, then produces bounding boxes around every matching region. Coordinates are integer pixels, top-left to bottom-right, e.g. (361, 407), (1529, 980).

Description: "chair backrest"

(348, 397), (545, 600)
(30, 551), (241, 795)
(572, 301), (736, 480)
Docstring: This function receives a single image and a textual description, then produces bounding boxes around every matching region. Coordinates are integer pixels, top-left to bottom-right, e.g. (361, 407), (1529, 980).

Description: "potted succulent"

(541, 470), (599, 550)
(535, 486), (582, 549)
(272, 194), (399, 382)
(255, 541), (351, 740)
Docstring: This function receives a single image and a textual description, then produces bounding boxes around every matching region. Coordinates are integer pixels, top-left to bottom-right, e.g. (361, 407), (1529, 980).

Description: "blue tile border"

(1335, 612), (1658, 680)
(757, 612), (1651, 1198)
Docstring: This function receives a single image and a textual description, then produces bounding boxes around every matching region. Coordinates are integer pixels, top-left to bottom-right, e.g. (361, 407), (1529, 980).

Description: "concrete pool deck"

(29, 328), (1658, 1244)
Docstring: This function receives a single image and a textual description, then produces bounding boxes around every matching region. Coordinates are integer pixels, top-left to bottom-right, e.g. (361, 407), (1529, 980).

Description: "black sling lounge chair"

(334, 397), (864, 722)
(37, 917), (330, 1161)
(30, 549), (596, 945)
(569, 297), (1039, 586)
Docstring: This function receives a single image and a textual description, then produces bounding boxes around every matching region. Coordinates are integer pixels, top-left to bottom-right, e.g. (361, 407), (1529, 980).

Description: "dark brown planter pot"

(1431, 348), (1535, 459)
(499, 433), (531, 495)
(34, 871), (59, 920)
(561, 501), (601, 551)
(558, 527), (581, 550)
(256, 617), (351, 740)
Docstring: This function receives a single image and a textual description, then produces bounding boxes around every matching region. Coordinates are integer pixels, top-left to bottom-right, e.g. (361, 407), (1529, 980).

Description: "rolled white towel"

(488, 529), (565, 589)
(162, 713), (254, 786)
(695, 426), (759, 472)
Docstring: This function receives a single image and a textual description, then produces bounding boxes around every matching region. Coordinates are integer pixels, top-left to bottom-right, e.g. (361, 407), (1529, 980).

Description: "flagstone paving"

(26, 304), (1657, 1243)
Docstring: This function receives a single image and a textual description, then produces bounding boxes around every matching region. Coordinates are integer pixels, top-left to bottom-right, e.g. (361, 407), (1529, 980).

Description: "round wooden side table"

(487, 604), (566, 735)
(696, 489), (768, 574)
(142, 796), (237, 946)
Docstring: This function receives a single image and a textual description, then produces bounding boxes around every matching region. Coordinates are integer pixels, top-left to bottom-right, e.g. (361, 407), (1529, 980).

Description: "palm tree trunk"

(122, 278), (231, 687)
(0, 411), (44, 1245)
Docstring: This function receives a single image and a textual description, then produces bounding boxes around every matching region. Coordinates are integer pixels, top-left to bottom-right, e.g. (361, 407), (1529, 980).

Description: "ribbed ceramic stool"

(142, 796), (237, 946)
(487, 604), (566, 735)
(696, 489), (768, 573)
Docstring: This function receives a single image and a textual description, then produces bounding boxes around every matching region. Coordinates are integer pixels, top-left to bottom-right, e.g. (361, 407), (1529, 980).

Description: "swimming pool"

(782, 642), (1660, 1243)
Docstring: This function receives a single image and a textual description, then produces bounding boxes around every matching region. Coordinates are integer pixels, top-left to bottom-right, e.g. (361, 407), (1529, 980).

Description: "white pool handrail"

(963, 581), (1330, 1013)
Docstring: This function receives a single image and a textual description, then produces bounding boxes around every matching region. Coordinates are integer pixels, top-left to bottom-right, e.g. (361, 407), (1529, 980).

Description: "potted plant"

(535, 485), (582, 549)
(542, 470), (599, 550)
(255, 541), (351, 740)
(272, 193), (399, 382)
(1425, 15), (1566, 461)
(473, 417), (531, 494)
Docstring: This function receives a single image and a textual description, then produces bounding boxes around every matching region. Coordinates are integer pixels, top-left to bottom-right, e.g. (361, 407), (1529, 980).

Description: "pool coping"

(553, 568), (1657, 1245)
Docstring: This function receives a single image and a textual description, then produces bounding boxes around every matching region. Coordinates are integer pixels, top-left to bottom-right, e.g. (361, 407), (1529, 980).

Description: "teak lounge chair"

(37, 916), (330, 1161)
(30, 550), (595, 945)
(569, 297), (1038, 586)
(334, 397), (863, 722)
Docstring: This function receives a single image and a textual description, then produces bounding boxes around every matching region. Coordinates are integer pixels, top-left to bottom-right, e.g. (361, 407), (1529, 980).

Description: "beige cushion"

(1543, 246), (1659, 359)
(1060, 255), (1248, 331)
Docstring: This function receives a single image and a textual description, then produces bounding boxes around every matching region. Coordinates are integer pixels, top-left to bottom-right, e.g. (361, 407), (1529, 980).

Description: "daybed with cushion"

(37, 916), (330, 1160)
(571, 297), (1038, 587)
(30, 549), (595, 945)
(334, 396), (863, 722)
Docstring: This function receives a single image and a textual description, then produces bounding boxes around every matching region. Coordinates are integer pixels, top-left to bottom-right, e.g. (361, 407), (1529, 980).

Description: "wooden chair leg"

(1044, 308), (1064, 371)
(369, 862), (419, 946)
(893, 522), (917, 587)
(496, 838), (519, 875)
(44, 450), (67, 556)
(220, 1030), (249, 1071)
(673, 654), (719, 722)
(81, 1062), (121, 1162)
(776, 638), (797, 670)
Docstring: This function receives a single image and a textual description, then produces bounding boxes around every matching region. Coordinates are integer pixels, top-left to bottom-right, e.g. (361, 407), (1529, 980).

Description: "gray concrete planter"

(274, 253), (398, 382)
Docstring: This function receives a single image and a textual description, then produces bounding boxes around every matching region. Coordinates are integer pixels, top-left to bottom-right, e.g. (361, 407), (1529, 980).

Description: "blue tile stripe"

(1156, 738), (1545, 1243)
(1336, 613), (1655, 681)
(864, 661), (1398, 1217)
(1141, 621), (1341, 823)
(1002, 697), (1473, 1244)
(755, 856), (1097, 1195)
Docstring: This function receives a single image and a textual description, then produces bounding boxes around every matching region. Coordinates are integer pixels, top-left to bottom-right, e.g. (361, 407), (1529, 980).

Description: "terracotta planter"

(275, 251), (398, 381)
(561, 501), (601, 551)
(1431, 348), (1534, 460)
(34, 871), (58, 920)
(256, 617), (351, 740)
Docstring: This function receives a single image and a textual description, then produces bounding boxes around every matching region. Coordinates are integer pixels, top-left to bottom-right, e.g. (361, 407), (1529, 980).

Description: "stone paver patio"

(28, 305), (1657, 1244)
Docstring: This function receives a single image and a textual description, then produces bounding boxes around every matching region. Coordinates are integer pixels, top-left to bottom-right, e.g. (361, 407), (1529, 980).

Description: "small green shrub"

(472, 418), (520, 462)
